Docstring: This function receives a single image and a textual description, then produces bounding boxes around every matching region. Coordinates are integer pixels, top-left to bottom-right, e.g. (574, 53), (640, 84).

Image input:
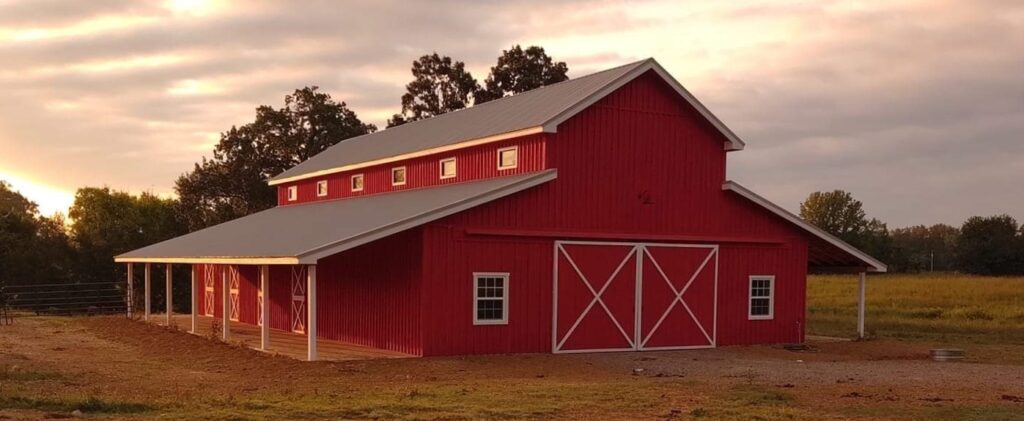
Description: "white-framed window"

(748, 275), (775, 320)
(440, 157), (457, 179)
(287, 185), (297, 201)
(351, 174), (364, 192)
(497, 146), (518, 170)
(316, 180), (328, 197)
(473, 272), (509, 325)
(391, 166), (407, 186)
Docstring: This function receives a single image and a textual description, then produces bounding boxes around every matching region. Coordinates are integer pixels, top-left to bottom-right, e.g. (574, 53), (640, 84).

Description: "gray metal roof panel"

(116, 171), (556, 262)
(268, 59), (650, 182)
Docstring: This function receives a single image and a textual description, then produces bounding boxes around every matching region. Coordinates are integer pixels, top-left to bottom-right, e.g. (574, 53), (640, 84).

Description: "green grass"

(808, 273), (1024, 343)
(0, 395), (152, 414)
(0, 367), (62, 381)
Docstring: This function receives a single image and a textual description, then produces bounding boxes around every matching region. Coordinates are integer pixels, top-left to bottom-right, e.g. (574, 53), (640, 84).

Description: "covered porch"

(153, 313), (410, 361)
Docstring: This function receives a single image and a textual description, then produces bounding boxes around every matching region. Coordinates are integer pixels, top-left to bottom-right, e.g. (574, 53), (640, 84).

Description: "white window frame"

(748, 275), (775, 320)
(439, 157), (457, 179)
(497, 146), (518, 170)
(286, 185), (297, 201)
(473, 272), (509, 325)
(391, 166), (407, 186)
(350, 174), (364, 192)
(316, 180), (328, 197)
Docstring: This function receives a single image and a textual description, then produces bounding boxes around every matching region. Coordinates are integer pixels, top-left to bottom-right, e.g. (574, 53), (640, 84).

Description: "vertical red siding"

(418, 71), (813, 355)
(421, 227), (552, 355)
(313, 228), (423, 355)
(277, 135), (545, 205)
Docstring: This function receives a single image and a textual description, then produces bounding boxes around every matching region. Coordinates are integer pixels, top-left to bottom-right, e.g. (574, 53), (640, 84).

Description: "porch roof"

(115, 170), (557, 265)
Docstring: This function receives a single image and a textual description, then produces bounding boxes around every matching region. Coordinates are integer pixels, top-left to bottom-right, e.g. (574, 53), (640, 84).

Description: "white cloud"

(0, 0), (1020, 227)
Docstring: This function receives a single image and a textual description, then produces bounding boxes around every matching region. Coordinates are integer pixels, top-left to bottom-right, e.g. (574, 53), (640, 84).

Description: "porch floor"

(149, 313), (413, 361)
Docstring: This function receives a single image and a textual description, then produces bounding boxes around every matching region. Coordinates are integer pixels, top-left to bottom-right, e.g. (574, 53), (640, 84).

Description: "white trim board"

(722, 181), (887, 272)
(540, 59), (746, 152)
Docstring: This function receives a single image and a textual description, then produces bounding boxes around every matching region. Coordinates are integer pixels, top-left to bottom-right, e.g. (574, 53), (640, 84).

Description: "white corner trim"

(267, 126), (544, 186)
(540, 58), (746, 152)
(722, 181), (887, 272)
(296, 170), (558, 263)
(113, 256), (301, 265)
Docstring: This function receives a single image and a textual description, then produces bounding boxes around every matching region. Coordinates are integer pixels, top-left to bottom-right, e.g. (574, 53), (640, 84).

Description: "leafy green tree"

(955, 215), (1021, 275)
(69, 188), (183, 282)
(800, 190), (892, 266)
(387, 53), (478, 127)
(176, 87), (376, 231)
(475, 45), (569, 104)
(890, 224), (959, 272)
(69, 188), (188, 312)
(0, 181), (74, 287)
(800, 190), (869, 242)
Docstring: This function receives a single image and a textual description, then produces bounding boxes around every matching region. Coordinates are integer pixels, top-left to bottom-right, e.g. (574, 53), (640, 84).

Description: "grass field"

(808, 273), (1024, 344)
(1, 273), (1023, 419)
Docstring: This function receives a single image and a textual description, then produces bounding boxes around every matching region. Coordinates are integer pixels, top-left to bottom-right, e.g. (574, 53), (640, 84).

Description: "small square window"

(497, 146), (518, 170)
(440, 158), (456, 179)
(748, 276), (774, 320)
(316, 180), (328, 197)
(391, 167), (407, 186)
(287, 185), (297, 201)
(351, 174), (364, 192)
(473, 273), (508, 325)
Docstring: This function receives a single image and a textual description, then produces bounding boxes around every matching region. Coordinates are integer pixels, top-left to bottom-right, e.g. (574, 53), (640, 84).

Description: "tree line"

(800, 190), (1024, 275)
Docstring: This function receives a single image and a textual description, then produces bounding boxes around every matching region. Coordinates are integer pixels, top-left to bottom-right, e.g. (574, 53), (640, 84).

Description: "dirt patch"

(2, 316), (1024, 419)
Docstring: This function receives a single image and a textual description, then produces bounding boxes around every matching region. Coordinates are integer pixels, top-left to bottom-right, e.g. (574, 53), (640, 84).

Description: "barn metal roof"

(723, 181), (888, 272)
(268, 58), (746, 186)
(116, 171), (557, 265)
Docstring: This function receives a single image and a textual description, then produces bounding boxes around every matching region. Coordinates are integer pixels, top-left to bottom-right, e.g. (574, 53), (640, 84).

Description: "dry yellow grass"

(808, 273), (1024, 343)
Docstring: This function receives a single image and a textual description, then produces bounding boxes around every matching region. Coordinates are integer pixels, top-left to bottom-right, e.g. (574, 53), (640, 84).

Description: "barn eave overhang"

(722, 180), (888, 273)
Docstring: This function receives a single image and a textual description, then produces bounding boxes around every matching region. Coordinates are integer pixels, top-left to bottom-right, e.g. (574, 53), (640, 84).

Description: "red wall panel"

(419, 71), (812, 355)
(421, 227), (553, 356)
(276, 135), (546, 205)
(314, 228), (423, 355)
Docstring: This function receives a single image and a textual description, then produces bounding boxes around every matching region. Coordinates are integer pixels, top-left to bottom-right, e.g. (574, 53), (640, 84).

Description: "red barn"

(117, 58), (885, 360)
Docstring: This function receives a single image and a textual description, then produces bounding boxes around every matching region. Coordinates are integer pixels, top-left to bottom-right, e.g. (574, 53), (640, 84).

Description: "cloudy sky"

(0, 0), (1020, 227)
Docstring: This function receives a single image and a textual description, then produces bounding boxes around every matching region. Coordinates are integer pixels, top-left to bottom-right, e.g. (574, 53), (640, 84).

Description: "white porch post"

(857, 271), (867, 339)
(307, 265), (317, 361)
(126, 264), (134, 318)
(260, 265), (270, 351)
(190, 265), (198, 333)
(165, 264), (173, 326)
(221, 266), (230, 341)
(144, 263), (151, 321)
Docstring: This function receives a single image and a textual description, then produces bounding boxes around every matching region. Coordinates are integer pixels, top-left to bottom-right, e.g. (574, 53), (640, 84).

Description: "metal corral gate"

(553, 241), (718, 353)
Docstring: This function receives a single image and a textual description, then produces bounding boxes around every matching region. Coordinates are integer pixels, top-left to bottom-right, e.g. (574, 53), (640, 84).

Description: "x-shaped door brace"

(640, 247), (716, 348)
(290, 266), (306, 333)
(228, 266), (241, 321)
(203, 265), (215, 316)
(556, 244), (638, 351)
